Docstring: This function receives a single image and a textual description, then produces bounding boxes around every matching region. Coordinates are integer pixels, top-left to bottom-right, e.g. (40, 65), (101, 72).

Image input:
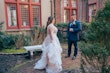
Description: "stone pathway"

(9, 44), (81, 73)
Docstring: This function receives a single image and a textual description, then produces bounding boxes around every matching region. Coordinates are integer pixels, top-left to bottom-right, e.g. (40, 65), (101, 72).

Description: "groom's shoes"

(65, 55), (70, 58)
(72, 56), (76, 60)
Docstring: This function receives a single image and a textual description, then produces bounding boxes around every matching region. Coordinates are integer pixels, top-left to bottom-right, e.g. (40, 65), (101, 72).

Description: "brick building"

(52, 0), (105, 23)
(51, 0), (78, 23)
(0, 0), (51, 34)
(0, 0), (105, 34)
(79, 0), (105, 22)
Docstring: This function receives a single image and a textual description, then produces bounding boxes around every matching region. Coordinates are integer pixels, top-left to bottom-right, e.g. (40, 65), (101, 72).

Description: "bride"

(34, 16), (62, 73)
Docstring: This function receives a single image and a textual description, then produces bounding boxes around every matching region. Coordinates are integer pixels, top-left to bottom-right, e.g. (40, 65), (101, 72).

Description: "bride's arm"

(49, 26), (54, 42)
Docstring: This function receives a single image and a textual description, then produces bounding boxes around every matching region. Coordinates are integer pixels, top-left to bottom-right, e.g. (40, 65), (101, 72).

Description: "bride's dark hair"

(45, 16), (54, 33)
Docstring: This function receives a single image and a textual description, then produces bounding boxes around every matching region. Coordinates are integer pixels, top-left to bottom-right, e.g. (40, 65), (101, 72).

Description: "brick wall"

(60, 0), (64, 23)
(78, 0), (105, 22)
(0, 0), (106, 33)
(55, 0), (61, 23)
(78, 0), (87, 22)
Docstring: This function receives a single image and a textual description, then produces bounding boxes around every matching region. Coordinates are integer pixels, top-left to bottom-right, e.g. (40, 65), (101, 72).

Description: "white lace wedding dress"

(34, 24), (62, 73)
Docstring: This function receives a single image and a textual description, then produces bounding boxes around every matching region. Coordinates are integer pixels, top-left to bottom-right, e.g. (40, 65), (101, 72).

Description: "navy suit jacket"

(67, 20), (82, 41)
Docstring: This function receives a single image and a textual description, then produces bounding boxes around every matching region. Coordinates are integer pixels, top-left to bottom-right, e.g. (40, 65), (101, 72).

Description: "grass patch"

(0, 48), (26, 53)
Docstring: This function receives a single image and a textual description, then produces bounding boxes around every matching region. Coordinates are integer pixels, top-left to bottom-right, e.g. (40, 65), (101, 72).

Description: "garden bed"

(0, 49), (26, 54)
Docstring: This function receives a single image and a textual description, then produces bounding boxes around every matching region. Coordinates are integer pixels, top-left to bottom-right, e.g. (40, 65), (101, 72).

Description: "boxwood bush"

(0, 32), (30, 50)
(80, 0), (110, 73)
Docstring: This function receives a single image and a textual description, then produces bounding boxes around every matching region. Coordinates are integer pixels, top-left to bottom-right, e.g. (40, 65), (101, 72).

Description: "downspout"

(50, 0), (52, 16)
(86, 0), (88, 22)
(54, 0), (56, 23)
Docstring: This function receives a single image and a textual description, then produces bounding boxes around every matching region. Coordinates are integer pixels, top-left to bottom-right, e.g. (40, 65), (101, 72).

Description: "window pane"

(64, 9), (70, 22)
(64, 0), (69, 7)
(32, 6), (40, 26)
(89, 4), (96, 22)
(20, 0), (28, 2)
(20, 5), (29, 26)
(32, 0), (39, 2)
(72, 10), (76, 15)
(7, 4), (17, 27)
(72, 0), (76, 7)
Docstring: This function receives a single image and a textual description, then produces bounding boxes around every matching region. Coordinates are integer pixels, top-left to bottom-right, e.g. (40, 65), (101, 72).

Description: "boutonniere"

(72, 21), (76, 25)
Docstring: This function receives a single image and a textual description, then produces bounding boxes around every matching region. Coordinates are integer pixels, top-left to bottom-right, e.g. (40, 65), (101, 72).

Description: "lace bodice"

(47, 24), (58, 35)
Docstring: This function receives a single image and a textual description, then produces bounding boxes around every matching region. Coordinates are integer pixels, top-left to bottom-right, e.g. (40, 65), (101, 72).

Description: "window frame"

(5, 0), (41, 29)
(63, 0), (78, 22)
(88, 3), (97, 22)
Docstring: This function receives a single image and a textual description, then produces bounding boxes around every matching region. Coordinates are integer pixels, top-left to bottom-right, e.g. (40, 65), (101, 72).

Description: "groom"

(65, 14), (82, 60)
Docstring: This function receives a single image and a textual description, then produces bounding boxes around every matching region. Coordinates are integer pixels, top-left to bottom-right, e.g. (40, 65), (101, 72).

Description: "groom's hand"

(69, 28), (73, 32)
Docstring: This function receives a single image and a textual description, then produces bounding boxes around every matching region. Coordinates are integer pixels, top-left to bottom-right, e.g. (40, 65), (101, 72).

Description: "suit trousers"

(67, 40), (78, 57)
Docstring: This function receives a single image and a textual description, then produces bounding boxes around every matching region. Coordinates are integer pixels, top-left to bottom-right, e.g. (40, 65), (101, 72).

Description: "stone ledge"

(0, 52), (27, 55)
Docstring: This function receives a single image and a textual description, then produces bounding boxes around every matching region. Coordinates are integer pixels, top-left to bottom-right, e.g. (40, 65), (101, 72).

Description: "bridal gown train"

(34, 24), (62, 73)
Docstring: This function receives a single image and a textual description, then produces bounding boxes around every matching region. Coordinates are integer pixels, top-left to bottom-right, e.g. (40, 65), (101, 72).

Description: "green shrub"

(30, 26), (46, 45)
(80, 0), (110, 72)
(0, 32), (15, 50)
(56, 23), (68, 43)
(79, 22), (89, 41)
(13, 34), (31, 49)
(0, 32), (31, 50)
(0, 21), (4, 30)
(56, 23), (68, 28)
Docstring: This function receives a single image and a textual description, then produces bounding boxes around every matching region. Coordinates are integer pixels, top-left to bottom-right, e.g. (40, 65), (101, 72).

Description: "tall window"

(64, 10), (70, 22)
(64, 0), (69, 7)
(5, 0), (41, 29)
(32, 6), (40, 26)
(72, 0), (76, 7)
(89, 3), (96, 22)
(63, 0), (77, 23)
(72, 10), (76, 15)
(7, 4), (17, 27)
(20, 5), (29, 26)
